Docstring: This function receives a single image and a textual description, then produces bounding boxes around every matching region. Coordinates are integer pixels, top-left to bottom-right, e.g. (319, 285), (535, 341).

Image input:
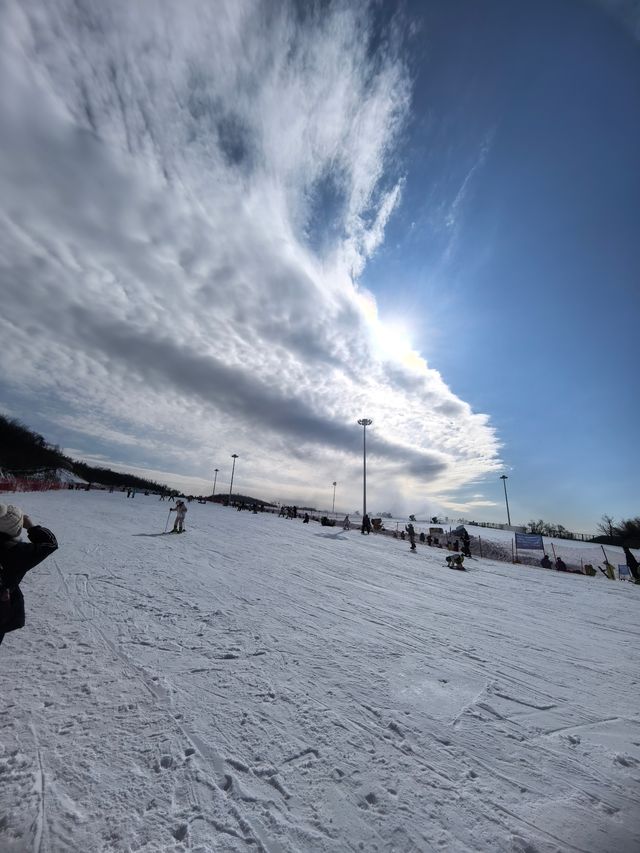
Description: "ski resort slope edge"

(0, 490), (638, 853)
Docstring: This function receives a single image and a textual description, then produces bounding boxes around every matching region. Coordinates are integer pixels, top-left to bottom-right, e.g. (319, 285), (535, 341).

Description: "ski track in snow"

(0, 491), (639, 852)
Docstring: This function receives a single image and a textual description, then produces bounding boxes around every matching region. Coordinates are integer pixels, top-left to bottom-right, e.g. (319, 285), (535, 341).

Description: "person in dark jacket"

(540, 554), (552, 569)
(622, 546), (639, 583)
(0, 504), (58, 647)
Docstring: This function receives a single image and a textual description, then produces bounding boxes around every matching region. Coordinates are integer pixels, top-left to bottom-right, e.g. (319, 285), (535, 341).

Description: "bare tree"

(596, 514), (616, 538)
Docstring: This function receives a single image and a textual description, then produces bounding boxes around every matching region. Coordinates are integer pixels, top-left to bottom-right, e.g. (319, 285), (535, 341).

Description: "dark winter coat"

(623, 546), (639, 581)
(0, 526), (58, 636)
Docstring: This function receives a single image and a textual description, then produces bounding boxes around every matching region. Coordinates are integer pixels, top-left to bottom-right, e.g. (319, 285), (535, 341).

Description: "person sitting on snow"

(540, 554), (552, 569)
(445, 553), (465, 570)
(170, 500), (188, 533)
(0, 504), (58, 648)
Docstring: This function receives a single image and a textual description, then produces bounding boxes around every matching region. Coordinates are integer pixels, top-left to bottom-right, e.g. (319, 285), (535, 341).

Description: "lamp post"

(357, 418), (372, 520)
(500, 474), (511, 526)
(212, 468), (219, 499)
(332, 481), (337, 515)
(229, 454), (239, 506)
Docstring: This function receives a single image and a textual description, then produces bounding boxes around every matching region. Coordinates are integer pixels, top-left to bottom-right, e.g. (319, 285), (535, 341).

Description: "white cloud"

(0, 0), (501, 510)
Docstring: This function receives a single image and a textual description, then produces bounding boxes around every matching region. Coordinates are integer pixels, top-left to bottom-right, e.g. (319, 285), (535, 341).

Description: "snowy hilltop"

(0, 490), (638, 852)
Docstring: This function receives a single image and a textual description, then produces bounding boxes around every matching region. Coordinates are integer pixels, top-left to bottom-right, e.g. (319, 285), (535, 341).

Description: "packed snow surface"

(1, 491), (638, 852)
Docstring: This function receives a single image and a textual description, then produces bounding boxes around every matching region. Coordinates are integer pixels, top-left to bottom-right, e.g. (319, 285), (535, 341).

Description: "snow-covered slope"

(1, 491), (638, 852)
(53, 468), (88, 485)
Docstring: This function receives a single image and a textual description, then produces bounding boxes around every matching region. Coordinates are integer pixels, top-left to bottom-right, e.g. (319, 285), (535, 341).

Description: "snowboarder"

(461, 531), (471, 557)
(170, 500), (188, 533)
(0, 504), (58, 648)
(406, 523), (416, 551)
(342, 515), (351, 531)
(445, 554), (465, 570)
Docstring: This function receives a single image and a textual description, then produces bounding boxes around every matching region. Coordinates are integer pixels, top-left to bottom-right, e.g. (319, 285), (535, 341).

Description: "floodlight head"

(500, 474), (508, 481)
(231, 453), (239, 459)
(357, 418), (373, 427)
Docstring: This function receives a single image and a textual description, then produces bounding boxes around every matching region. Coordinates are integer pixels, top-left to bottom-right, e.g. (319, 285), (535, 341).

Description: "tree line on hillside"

(527, 515), (640, 546)
(0, 414), (171, 494)
(594, 514), (640, 548)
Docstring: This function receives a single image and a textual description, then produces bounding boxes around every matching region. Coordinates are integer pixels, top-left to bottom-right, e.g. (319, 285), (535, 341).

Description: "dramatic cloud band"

(0, 0), (500, 511)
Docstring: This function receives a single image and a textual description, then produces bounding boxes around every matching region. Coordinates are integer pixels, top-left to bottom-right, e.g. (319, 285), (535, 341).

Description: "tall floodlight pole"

(229, 454), (239, 505)
(357, 418), (373, 519)
(500, 474), (511, 526)
(332, 481), (337, 515)
(212, 468), (219, 499)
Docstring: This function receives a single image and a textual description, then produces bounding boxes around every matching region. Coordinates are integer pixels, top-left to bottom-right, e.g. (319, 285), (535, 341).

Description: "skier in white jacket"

(170, 500), (188, 533)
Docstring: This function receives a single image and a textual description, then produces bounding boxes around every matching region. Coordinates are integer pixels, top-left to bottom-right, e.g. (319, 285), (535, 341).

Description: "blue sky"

(0, 0), (638, 531)
(363, 0), (640, 529)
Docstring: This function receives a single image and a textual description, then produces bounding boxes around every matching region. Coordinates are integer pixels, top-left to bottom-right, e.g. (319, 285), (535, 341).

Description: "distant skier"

(170, 500), (188, 533)
(303, 513), (310, 524)
(0, 504), (58, 648)
(406, 523), (416, 552)
(342, 515), (351, 531)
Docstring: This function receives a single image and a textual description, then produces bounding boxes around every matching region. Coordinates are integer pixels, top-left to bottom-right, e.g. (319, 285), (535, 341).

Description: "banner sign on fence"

(515, 533), (544, 551)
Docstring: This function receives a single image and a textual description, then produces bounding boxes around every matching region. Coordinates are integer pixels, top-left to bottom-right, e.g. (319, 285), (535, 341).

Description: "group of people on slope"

(540, 554), (572, 571)
(538, 550), (639, 581)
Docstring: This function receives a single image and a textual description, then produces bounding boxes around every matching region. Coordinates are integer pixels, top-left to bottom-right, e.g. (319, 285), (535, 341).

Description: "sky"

(0, 0), (638, 532)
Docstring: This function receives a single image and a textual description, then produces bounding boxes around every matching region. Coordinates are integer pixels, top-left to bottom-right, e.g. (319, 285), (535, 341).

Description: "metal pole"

(500, 475), (511, 526)
(332, 481), (337, 515)
(212, 468), (219, 498)
(229, 454), (238, 505)
(357, 418), (372, 520)
(363, 427), (367, 517)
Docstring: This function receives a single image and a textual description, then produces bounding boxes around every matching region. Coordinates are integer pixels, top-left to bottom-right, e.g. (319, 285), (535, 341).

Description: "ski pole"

(164, 509), (172, 533)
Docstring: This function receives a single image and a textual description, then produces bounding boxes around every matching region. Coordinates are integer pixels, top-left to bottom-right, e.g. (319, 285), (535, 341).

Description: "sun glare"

(372, 319), (426, 372)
